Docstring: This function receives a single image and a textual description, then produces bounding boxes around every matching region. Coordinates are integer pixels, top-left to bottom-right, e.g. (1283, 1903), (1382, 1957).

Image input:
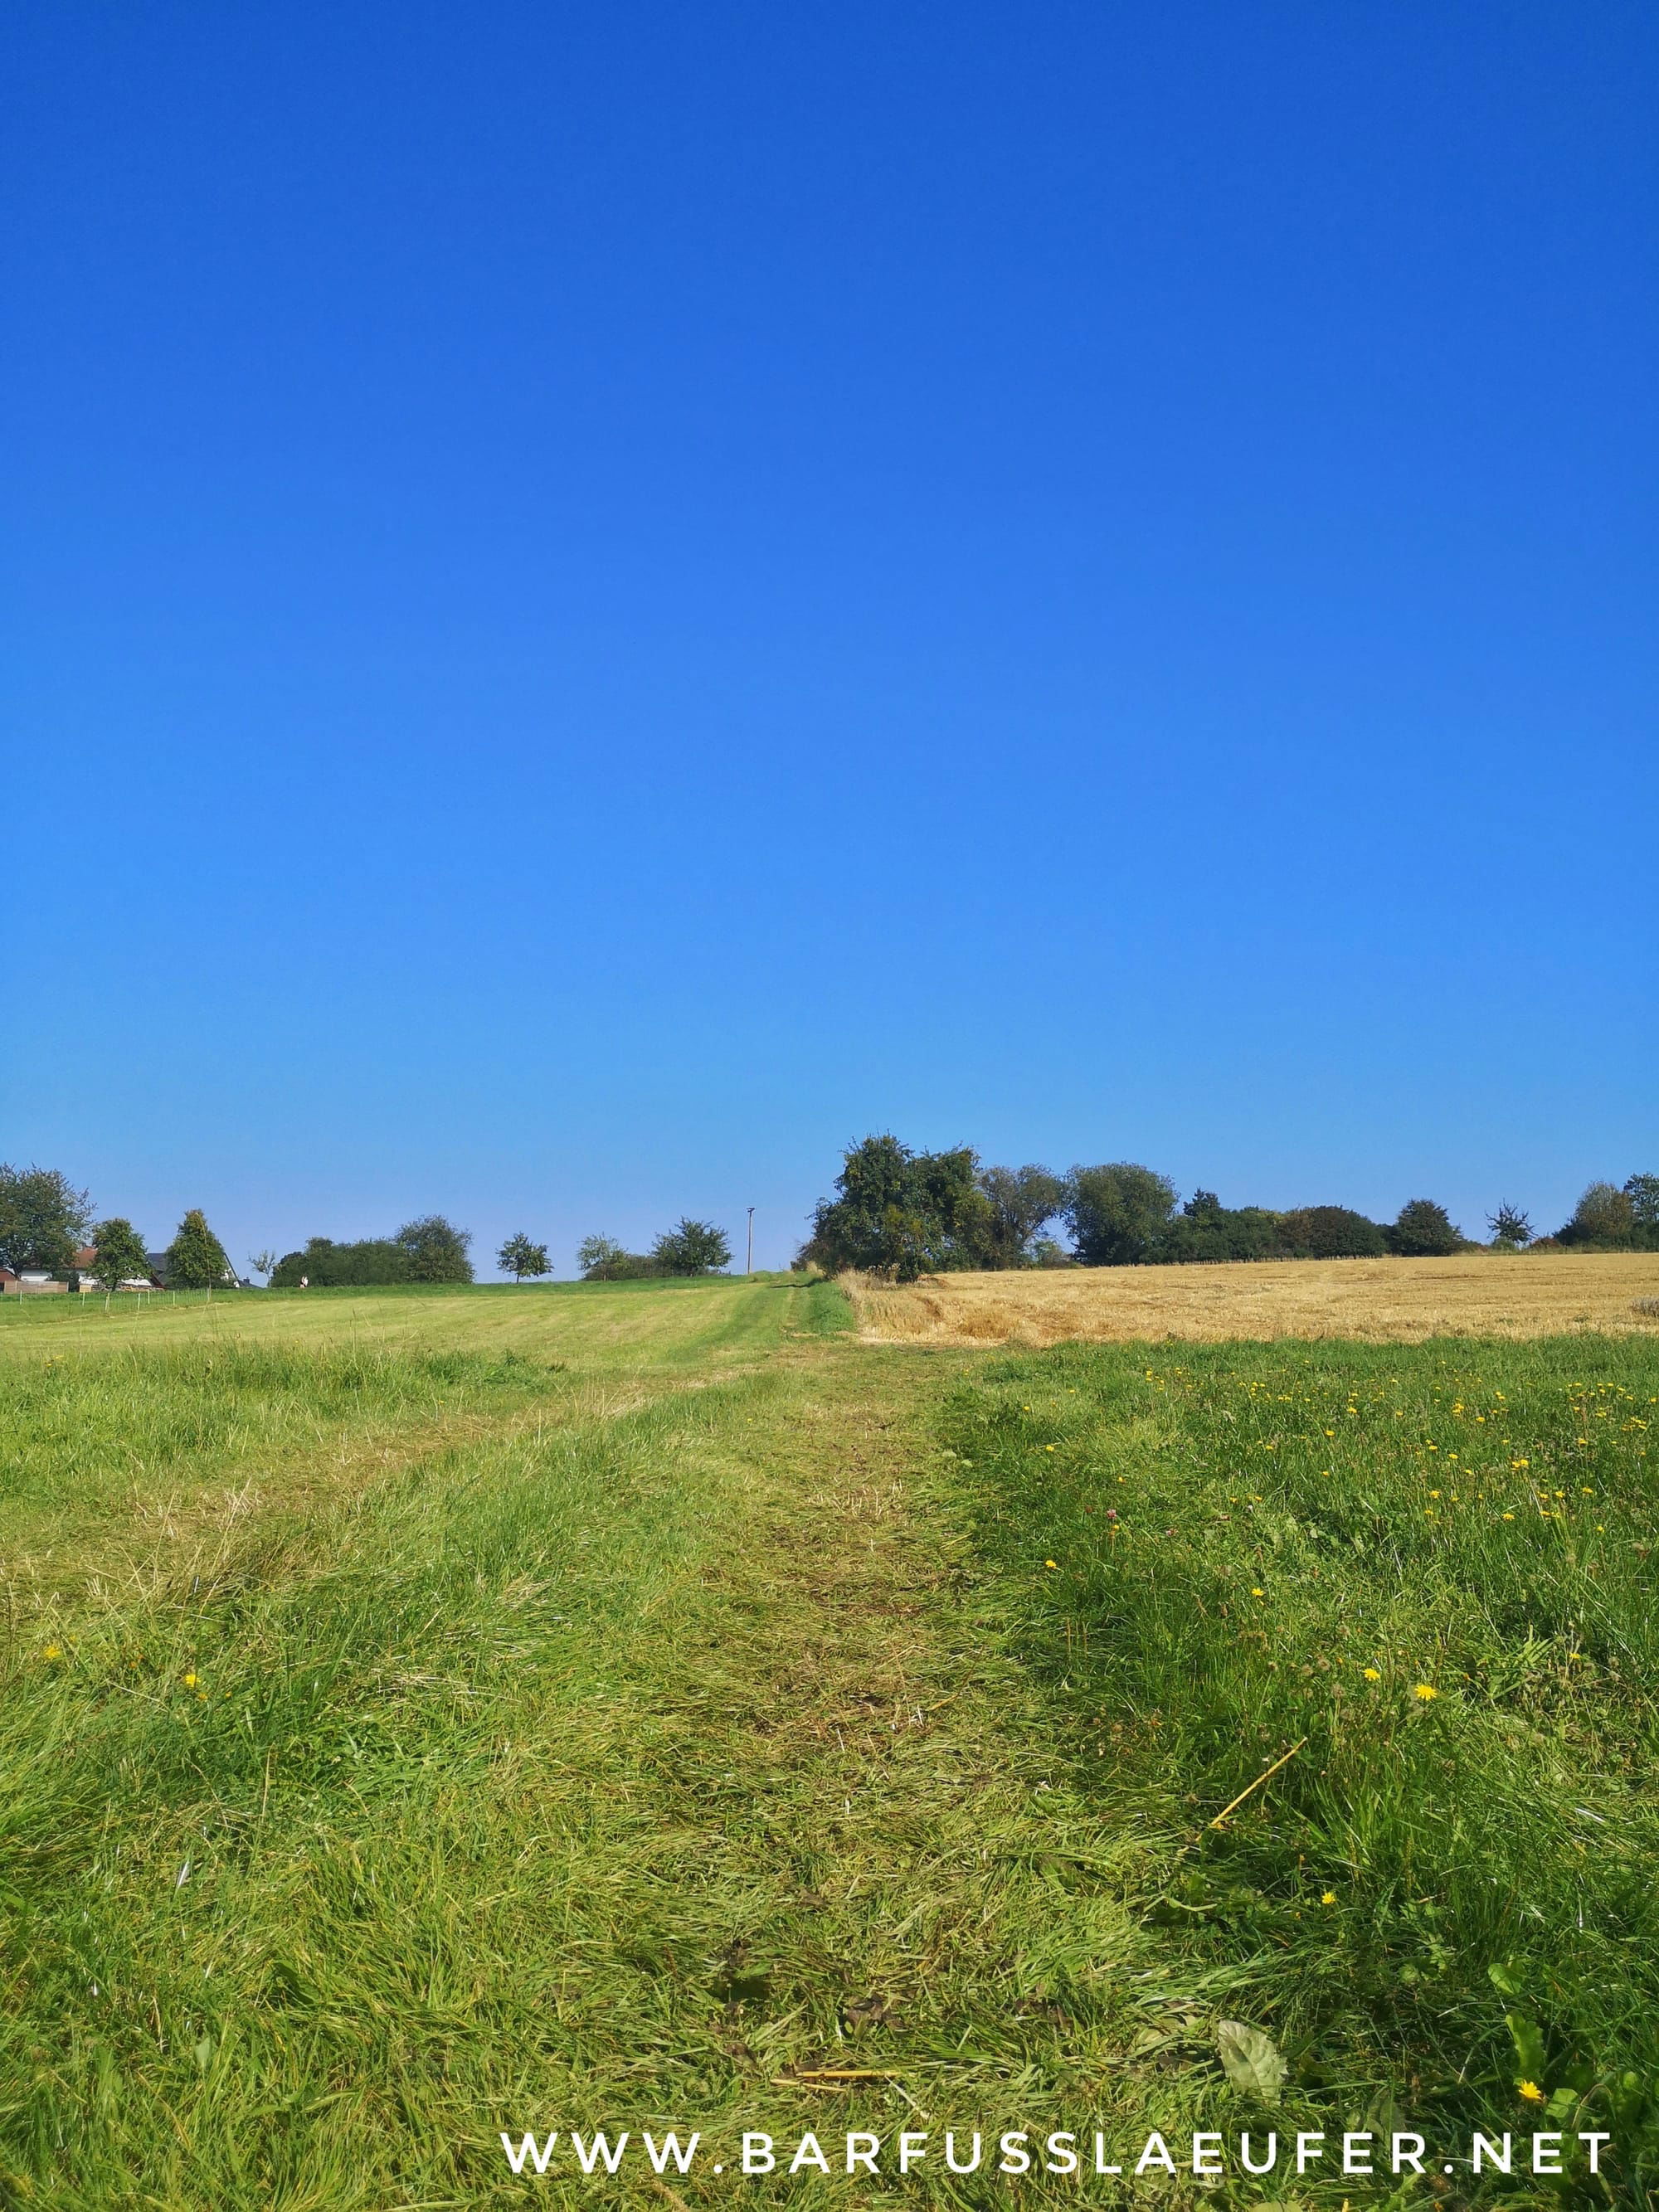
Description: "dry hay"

(848, 1253), (1659, 1349)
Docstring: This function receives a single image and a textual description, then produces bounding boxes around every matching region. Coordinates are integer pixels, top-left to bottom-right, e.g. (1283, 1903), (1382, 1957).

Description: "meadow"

(2, 1277), (1657, 2208)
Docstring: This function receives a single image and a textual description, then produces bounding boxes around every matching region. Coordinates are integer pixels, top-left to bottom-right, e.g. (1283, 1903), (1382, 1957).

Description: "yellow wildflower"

(41, 1644), (63, 1661)
(182, 1671), (199, 1689)
(1320, 1891), (1337, 1905)
(1252, 1587), (1266, 1597)
(1044, 1559), (1058, 1570)
(1519, 2081), (1545, 2103)
(1362, 1666), (1381, 1680)
(1413, 1684), (1438, 1701)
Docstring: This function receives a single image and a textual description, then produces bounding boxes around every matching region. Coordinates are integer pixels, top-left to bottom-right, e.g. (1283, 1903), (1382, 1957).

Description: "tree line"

(270, 1218), (475, 1286)
(797, 1136), (1659, 1282)
(0, 1166), (740, 1291)
(0, 1164), (237, 1290)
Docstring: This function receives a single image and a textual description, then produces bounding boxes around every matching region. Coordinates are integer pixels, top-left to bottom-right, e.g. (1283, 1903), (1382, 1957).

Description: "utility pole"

(747, 1206), (755, 1276)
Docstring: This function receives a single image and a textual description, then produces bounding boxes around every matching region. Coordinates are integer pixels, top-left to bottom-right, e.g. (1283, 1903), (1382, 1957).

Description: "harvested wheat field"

(849, 1251), (1659, 1345)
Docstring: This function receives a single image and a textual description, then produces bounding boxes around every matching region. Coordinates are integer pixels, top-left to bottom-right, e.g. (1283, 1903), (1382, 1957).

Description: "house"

(69, 1245), (163, 1292)
(0, 1269), (67, 1296)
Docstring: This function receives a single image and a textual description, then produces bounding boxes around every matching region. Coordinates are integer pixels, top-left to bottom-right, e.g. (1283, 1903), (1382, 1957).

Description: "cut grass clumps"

(0, 1342), (560, 1572)
(942, 1334), (1659, 2190)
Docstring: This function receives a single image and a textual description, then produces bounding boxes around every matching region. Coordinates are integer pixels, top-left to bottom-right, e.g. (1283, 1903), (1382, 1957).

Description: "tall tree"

(1063, 1163), (1178, 1266)
(91, 1218), (151, 1288)
(166, 1208), (234, 1288)
(498, 1232), (551, 1282)
(803, 1135), (994, 1280)
(1623, 1174), (1659, 1246)
(1387, 1198), (1463, 1257)
(651, 1218), (731, 1275)
(1277, 1205), (1388, 1259)
(975, 1164), (1065, 1268)
(396, 1216), (474, 1282)
(0, 1164), (93, 1273)
(249, 1248), (279, 1284)
(1559, 1182), (1636, 1247)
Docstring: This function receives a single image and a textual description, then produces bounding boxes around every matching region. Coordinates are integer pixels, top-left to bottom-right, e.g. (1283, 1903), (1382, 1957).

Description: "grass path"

(2, 1294), (1170, 2210)
(15, 1289), (1646, 2205)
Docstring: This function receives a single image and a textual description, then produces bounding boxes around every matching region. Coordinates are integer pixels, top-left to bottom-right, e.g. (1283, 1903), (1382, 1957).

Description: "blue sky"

(6, 2), (1655, 1274)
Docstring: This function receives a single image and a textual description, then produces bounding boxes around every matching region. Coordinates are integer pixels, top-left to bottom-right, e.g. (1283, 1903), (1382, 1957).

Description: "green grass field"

(2, 1283), (1656, 2208)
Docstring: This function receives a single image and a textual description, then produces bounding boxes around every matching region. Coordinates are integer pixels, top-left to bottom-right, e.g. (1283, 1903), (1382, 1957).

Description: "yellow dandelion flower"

(1362, 1666), (1381, 1680)
(1428, 1489), (1441, 1498)
(1044, 1559), (1058, 1570)
(1252, 1587), (1266, 1598)
(1045, 1443), (1056, 1451)
(182, 1671), (199, 1689)
(1320, 1891), (1337, 1905)
(41, 1644), (63, 1661)
(1502, 1511), (1515, 1520)
(1413, 1683), (1438, 1701)
(1519, 2081), (1545, 2103)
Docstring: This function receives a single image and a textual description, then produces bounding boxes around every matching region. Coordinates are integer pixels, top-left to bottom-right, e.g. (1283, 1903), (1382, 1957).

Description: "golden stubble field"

(849, 1252), (1659, 1346)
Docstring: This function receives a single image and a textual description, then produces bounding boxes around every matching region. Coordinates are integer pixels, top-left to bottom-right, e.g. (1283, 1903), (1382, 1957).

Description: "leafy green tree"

(576, 1236), (656, 1281)
(975, 1164), (1065, 1267)
(166, 1208), (234, 1288)
(1623, 1174), (1659, 1249)
(270, 1237), (412, 1288)
(1388, 1198), (1463, 1257)
(0, 1164), (93, 1272)
(91, 1218), (151, 1288)
(1559, 1182), (1636, 1248)
(498, 1232), (551, 1281)
(803, 1135), (994, 1280)
(1486, 1203), (1533, 1249)
(1063, 1163), (1178, 1266)
(1277, 1205), (1388, 1259)
(396, 1216), (474, 1282)
(651, 1218), (731, 1275)
(1158, 1197), (1287, 1263)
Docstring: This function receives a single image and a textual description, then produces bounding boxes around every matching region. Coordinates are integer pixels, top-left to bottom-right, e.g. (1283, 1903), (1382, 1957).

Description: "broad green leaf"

(1506, 2012), (1545, 2081)
(1217, 2020), (1285, 2106)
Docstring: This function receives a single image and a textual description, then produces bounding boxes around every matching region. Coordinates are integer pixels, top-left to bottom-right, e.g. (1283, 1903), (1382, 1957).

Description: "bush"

(1387, 1198), (1463, 1257)
(1277, 1205), (1388, 1259)
(1155, 1195), (1288, 1264)
(269, 1219), (473, 1287)
(576, 1236), (659, 1281)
